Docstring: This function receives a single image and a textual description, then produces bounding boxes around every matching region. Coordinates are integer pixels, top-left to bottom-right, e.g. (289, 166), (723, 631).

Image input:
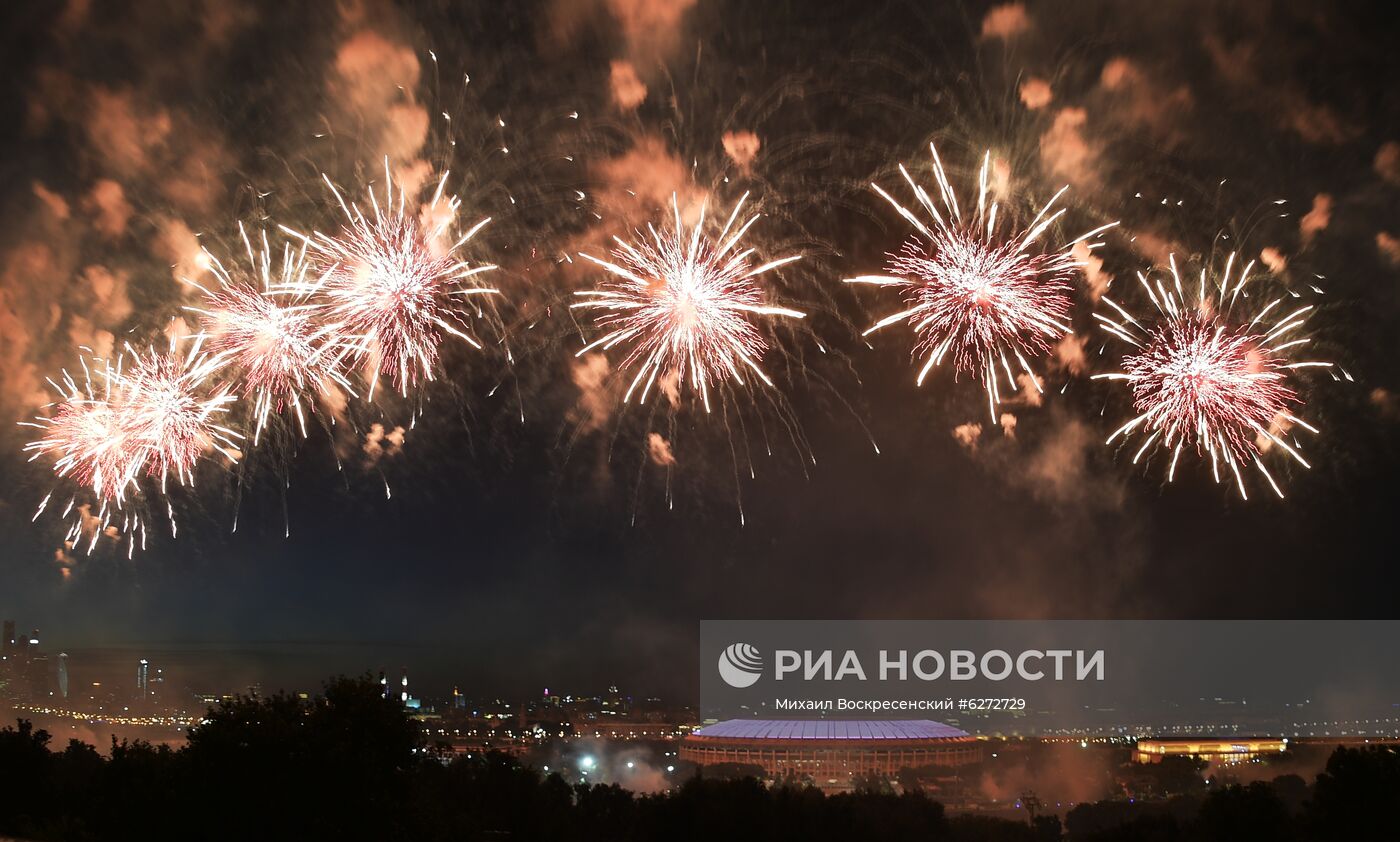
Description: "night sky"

(1, 0), (1397, 702)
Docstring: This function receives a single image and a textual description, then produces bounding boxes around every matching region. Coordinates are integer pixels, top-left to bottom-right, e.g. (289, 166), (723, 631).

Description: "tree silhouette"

(4, 681), (1399, 841)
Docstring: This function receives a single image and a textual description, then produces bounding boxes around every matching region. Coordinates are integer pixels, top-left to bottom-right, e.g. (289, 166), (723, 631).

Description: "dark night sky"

(1, 0), (1397, 702)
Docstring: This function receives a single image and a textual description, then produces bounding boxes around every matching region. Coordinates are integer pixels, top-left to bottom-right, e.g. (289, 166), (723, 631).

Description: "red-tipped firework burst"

(188, 225), (352, 443)
(24, 358), (143, 509)
(1094, 253), (1330, 498)
(289, 161), (498, 398)
(120, 337), (242, 491)
(572, 193), (805, 412)
(847, 144), (1116, 418)
(23, 339), (241, 556)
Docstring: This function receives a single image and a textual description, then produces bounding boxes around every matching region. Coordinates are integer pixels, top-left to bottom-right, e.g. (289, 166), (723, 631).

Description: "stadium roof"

(691, 719), (969, 741)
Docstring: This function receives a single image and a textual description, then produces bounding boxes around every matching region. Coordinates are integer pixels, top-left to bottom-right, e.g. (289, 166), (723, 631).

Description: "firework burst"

(572, 192), (805, 412)
(187, 225), (352, 443)
(22, 339), (241, 555)
(847, 144), (1116, 417)
(23, 358), (143, 508)
(1093, 253), (1331, 498)
(287, 161), (498, 398)
(120, 336), (242, 491)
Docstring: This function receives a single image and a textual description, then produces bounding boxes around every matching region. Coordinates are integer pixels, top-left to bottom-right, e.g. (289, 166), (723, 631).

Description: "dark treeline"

(1, 676), (1397, 841)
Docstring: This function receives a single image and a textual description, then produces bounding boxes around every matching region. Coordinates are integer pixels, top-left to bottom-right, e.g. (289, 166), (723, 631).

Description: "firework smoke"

(848, 143), (1116, 418)
(572, 192), (805, 413)
(1094, 253), (1330, 498)
(288, 161), (499, 399)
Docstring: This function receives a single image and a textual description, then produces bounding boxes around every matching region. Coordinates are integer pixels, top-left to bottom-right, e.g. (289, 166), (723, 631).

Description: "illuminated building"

(680, 720), (982, 788)
(581, 721), (687, 740)
(0, 622), (50, 701)
(1133, 737), (1288, 764)
(58, 653), (69, 699)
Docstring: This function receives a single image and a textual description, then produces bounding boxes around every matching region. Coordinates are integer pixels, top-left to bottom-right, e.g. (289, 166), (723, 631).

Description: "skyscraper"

(137, 658), (149, 699)
(58, 652), (69, 699)
(2, 620), (14, 653)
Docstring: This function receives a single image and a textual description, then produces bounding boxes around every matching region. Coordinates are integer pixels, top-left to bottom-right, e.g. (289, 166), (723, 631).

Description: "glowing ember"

(848, 143), (1116, 417)
(572, 192), (805, 412)
(288, 161), (498, 398)
(1094, 253), (1330, 498)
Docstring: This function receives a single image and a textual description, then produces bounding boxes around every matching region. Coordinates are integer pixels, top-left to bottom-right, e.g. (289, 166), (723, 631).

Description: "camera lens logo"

(717, 643), (764, 688)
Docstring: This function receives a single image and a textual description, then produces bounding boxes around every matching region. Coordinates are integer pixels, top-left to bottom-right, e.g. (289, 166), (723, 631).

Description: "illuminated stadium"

(680, 719), (982, 787)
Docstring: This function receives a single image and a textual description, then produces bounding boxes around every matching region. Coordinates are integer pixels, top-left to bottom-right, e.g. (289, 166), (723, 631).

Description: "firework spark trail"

(284, 160), (499, 399)
(1093, 253), (1330, 498)
(847, 143), (1117, 418)
(186, 225), (354, 444)
(572, 192), (805, 412)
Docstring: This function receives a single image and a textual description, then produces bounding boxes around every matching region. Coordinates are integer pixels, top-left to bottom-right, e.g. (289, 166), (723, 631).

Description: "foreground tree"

(1305, 745), (1400, 841)
(180, 674), (421, 839)
(6, 682), (1400, 841)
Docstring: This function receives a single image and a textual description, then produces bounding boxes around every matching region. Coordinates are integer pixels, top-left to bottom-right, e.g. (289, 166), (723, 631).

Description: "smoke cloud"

(980, 4), (1030, 41)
